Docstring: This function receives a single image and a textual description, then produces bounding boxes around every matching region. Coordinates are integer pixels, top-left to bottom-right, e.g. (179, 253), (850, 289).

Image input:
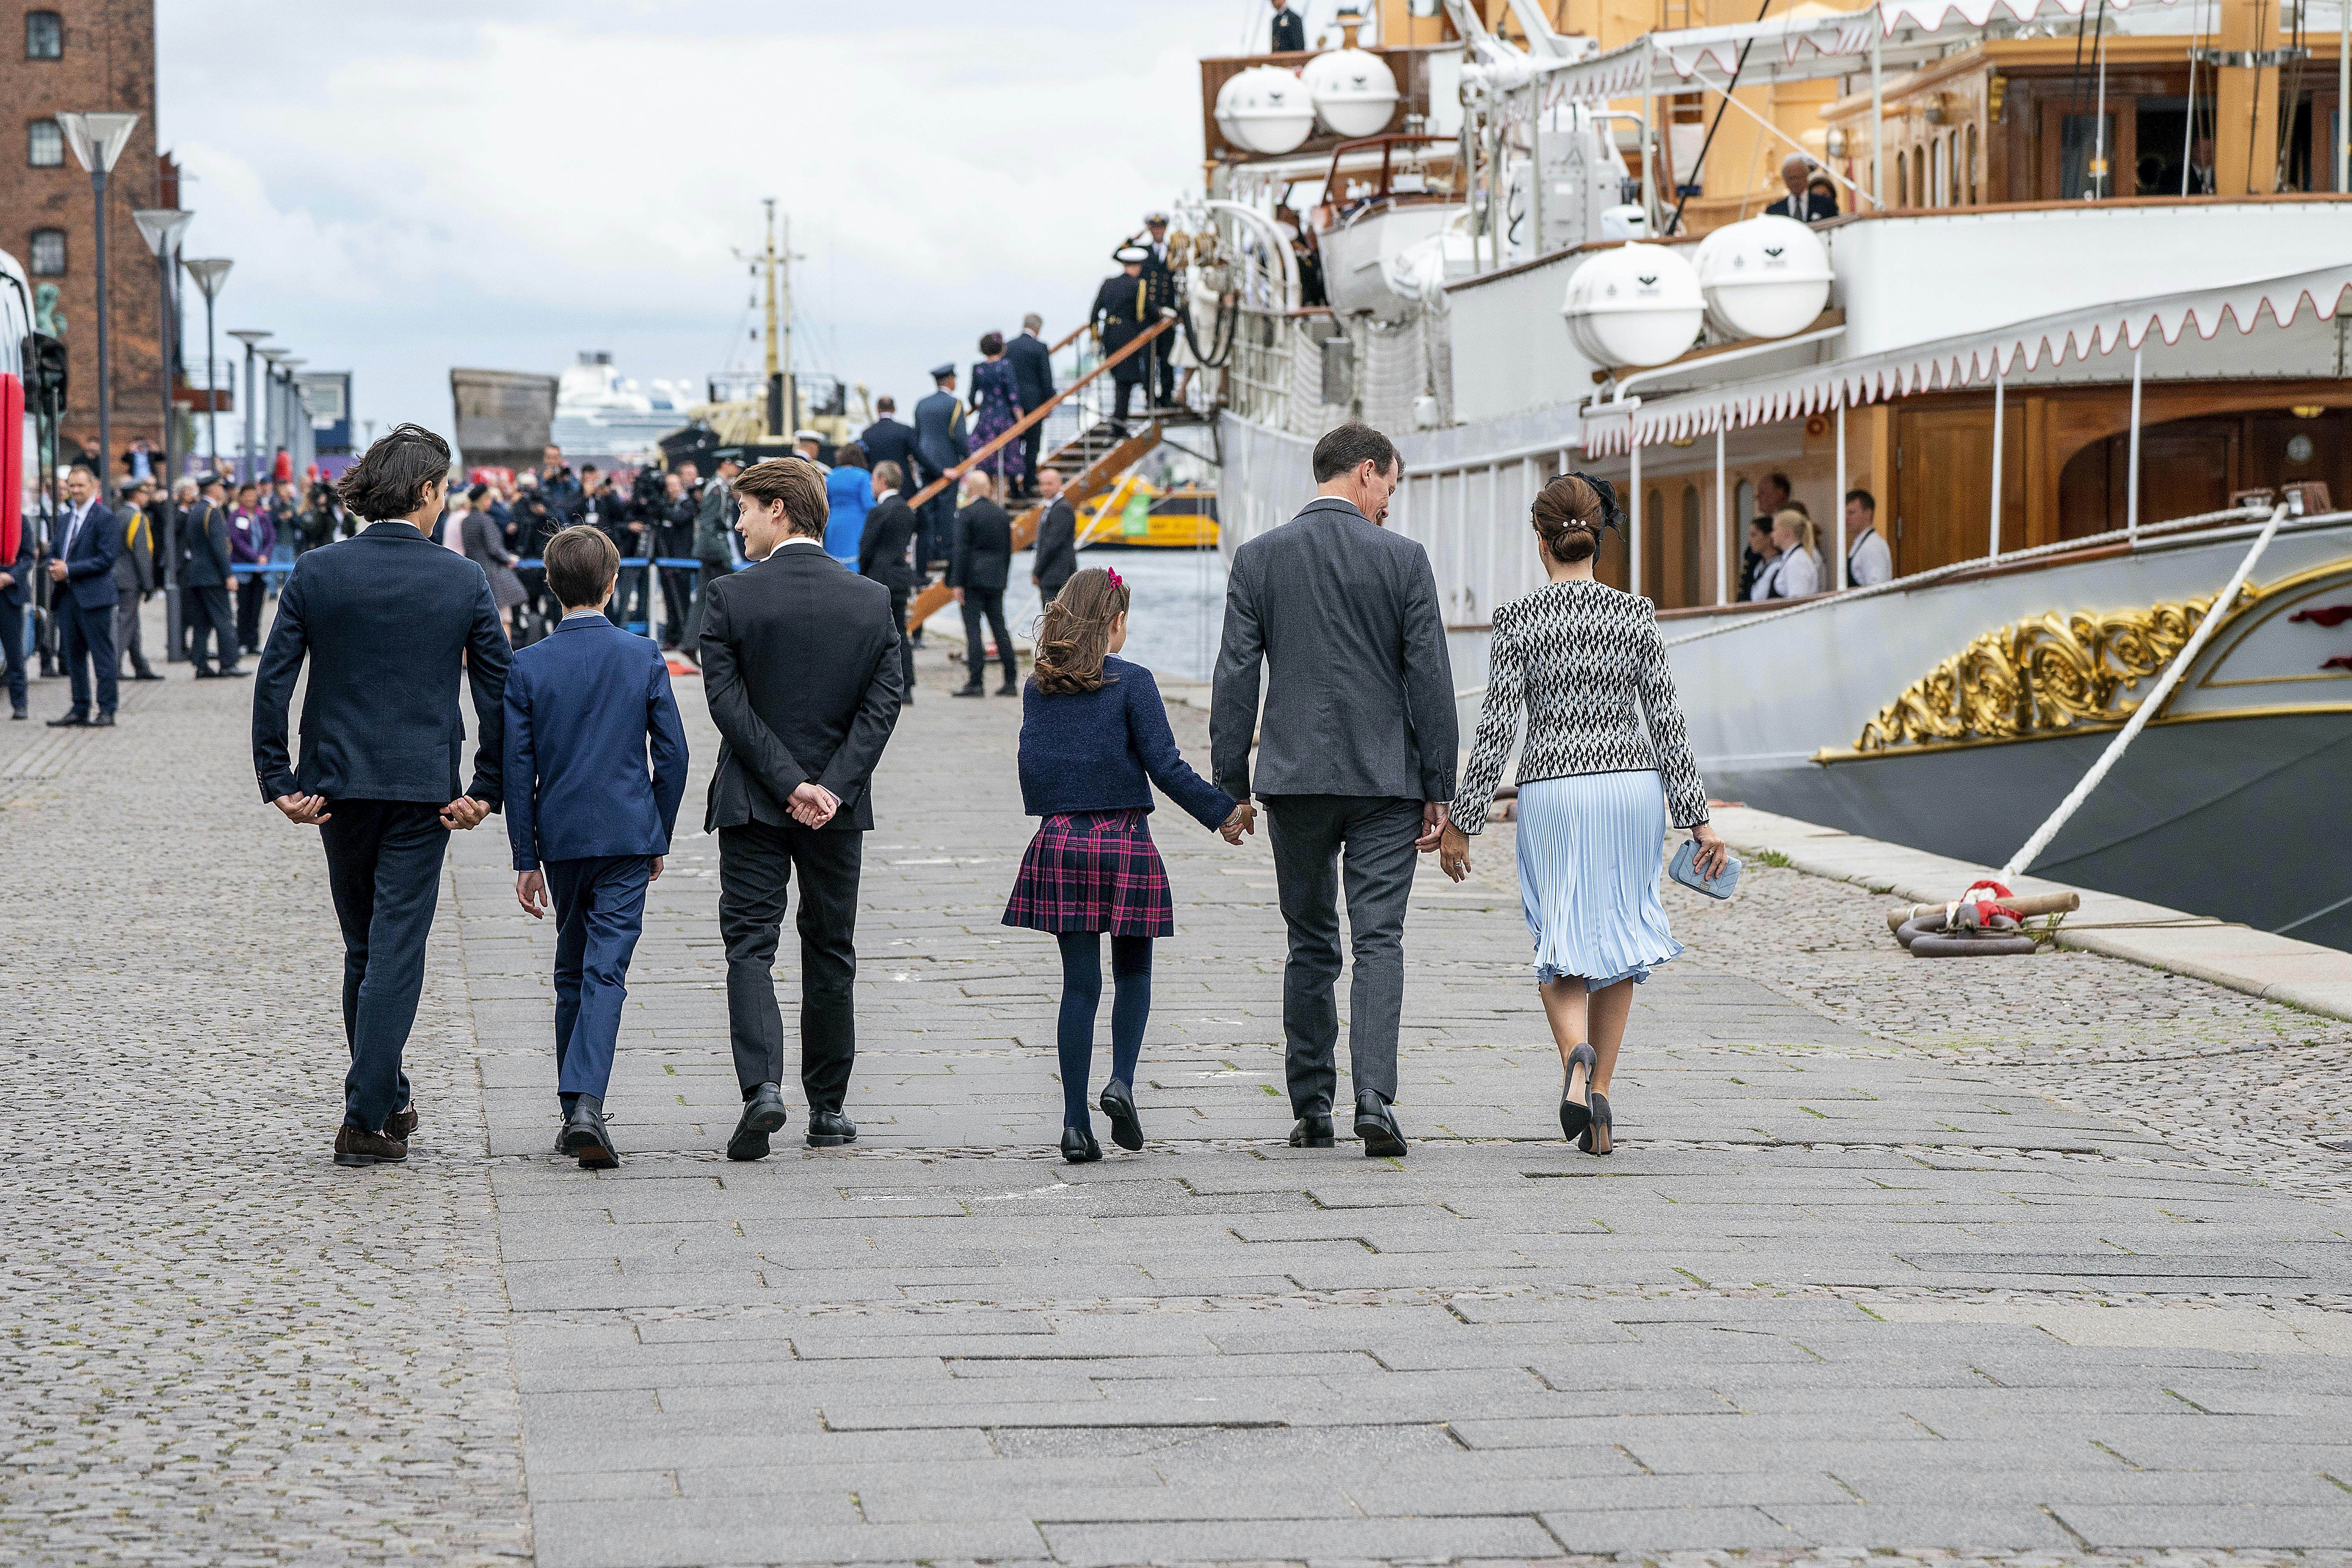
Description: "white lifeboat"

(1303, 49), (1399, 139)
(1215, 66), (1316, 156)
(1692, 215), (1834, 340)
(1561, 244), (1704, 367)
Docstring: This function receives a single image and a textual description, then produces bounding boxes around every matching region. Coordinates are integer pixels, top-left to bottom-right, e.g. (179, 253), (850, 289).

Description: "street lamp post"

(228, 329), (269, 484)
(259, 347), (289, 484)
(279, 358), (308, 483)
(131, 208), (193, 659)
(54, 112), (140, 485)
(181, 259), (231, 474)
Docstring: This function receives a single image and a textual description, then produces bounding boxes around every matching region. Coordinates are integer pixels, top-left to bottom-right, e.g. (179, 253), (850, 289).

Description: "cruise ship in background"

(1151, 0), (2352, 947)
(548, 351), (701, 465)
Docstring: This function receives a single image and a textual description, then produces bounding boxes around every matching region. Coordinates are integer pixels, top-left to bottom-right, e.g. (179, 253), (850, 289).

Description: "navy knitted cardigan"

(1017, 656), (1236, 829)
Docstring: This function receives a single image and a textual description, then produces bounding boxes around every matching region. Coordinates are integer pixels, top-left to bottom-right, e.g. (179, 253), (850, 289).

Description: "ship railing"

(1223, 307), (1295, 428)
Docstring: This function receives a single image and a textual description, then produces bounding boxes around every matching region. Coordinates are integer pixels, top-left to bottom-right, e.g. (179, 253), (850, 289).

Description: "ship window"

(2057, 113), (2116, 199)
(1912, 147), (1925, 207)
(28, 118), (62, 167)
(1897, 151), (1909, 207)
(25, 11), (61, 59)
(1966, 124), (1978, 204)
(1931, 137), (1945, 205)
(29, 227), (65, 274)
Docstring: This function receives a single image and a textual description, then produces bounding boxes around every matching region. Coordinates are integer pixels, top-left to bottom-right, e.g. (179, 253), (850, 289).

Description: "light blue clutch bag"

(1668, 838), (1740, 900)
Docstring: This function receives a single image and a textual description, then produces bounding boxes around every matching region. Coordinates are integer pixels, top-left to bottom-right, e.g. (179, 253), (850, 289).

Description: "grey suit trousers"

(1262, 794), (1422, 1116)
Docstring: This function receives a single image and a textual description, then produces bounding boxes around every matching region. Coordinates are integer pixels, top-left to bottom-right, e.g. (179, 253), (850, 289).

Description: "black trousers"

(918, 490), (955, 572)
(658, 566), (693, 646)
(1020, 425), (1044, 490)
(1112, 367), (1145, 423)
(0, 592), (25, 713)
(236, 573), (268, 651)
(184, 584), (238, 673)
(56, 598), (118, 719)
(886, 582), (916, 695)
(318, 799), (449, 1132)
(685, 554), (732, 648)
(960, 588), (1014, 687)
(718, 819), (862, 1111)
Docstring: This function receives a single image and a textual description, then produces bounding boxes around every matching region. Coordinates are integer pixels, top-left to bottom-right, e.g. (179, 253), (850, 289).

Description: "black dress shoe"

(45, 714), (87, 728)
(1289, 1114), (1335, 1149)
(728, 1082), (789, 1161)
(952, 683), (986, 698)
(997, 680), (1020, 697)
(1099, 1079), (1143, 1151)
(9, 709), (25, 720)
(92, 714), (115, 727)
(333, 1125), (408, 1167)
(806, 1107), (857, 1147)
(561, 1096), (618, 1170)
(191, 668), (219, 679)
(1354, 1089), (1407, 1158)
(389, 1103), (419, 1140)
(130, 670), (163, 681)
(218, 669), (248, 678)
(1060, 1124), (1102, 1163)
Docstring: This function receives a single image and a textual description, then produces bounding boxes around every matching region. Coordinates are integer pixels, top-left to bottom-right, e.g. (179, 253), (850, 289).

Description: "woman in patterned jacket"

(1437, 475), (1729, 1155)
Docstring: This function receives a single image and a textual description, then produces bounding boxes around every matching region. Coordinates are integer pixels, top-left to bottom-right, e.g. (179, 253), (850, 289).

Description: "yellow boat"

(1073, 477), (1220, 549)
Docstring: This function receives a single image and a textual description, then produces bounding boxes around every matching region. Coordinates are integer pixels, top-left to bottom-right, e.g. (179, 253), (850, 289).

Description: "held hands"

(1416, 801), (1450, 853)
(1438, 824), (1471, 883)
(1218, 800), (1257, 845)
(788, 782), (839, 829)
(274, 792), (332, 826)
(1690, 821), (1731, 878)
(516, 869), (547, 918)
(441, 796), (491, 831)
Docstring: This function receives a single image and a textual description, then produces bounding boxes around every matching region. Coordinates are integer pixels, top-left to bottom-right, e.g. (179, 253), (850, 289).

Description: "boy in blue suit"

(505, 525), (690, 1167)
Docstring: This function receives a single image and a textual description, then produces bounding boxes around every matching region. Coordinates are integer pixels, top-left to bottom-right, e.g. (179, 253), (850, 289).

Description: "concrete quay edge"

(1710, 803), (2352, 1024)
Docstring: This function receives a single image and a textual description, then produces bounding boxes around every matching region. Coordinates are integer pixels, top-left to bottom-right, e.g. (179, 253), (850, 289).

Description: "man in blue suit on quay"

(46, 463), (122, 727)
(505, 524), (690, 1168)
(253, 424), (513, 1168)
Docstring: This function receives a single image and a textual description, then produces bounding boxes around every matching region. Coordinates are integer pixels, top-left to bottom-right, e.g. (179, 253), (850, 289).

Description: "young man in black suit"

(700, 457), (906, 1160)
(857, 460), (920, 702)
(948, 471), (1016, 697)
(253, 424), (512, 1168)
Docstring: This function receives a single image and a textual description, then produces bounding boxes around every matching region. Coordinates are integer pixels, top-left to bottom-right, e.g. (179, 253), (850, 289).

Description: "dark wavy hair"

(979, 331), (1005, 357)
(1031, 567), (1129, 695)
(337, 423), (451, 521)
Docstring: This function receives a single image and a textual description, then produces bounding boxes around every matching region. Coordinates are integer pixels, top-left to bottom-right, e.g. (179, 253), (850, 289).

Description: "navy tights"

(1056, 932), (1152, 1127)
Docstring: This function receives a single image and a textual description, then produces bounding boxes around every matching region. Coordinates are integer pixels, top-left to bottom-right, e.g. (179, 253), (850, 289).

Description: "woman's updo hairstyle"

(1531, 474), (1609, 564)
(1031, 566), (1131, 695)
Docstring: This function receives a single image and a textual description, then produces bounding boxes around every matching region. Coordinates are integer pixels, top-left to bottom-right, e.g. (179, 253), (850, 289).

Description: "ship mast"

(2210, 0), (2286, 194)
(744, 197), (804, 441)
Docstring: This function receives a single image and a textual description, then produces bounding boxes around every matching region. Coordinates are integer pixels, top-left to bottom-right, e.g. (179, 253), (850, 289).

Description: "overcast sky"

(158, 0), (1357, 456)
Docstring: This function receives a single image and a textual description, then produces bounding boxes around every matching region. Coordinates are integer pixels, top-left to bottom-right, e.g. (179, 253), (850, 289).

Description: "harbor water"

(921, 544), (1229, 684)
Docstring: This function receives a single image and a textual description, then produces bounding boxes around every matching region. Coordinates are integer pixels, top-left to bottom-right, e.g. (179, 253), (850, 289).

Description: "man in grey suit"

(1210, 422), (1456, 1158)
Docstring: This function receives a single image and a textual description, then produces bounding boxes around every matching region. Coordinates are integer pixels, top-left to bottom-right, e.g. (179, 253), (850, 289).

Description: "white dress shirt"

(1776, 545), (1821, 599)
(1847, 526), (1893, 587)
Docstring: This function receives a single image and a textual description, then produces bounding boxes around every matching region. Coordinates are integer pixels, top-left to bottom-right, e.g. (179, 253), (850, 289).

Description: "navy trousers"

(0, 593), (26, 713)
(56, 597), (118, 718)
(319, 799), (448, 1131)
(546, 854), (652, 1103)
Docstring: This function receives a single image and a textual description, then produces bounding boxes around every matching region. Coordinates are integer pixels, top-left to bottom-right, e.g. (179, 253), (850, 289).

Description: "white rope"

(1996, 504), (2287, 880)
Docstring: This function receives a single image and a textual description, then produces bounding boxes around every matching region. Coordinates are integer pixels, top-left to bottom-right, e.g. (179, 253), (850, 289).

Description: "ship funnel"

(1215, 65), (1317, 155)
(1693, 215), (1833, 341)
(1304, 49), (1399, 138)
(1561, 244), (1705, 368)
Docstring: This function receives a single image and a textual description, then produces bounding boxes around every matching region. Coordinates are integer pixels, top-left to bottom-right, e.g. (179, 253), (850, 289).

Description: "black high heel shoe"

(1581, 1092), (1615, 1157)
(1060, 1124), (1102, 1164)
(1559, 1043), (1595, 1144)
(1099, 1079), (1143, 1152)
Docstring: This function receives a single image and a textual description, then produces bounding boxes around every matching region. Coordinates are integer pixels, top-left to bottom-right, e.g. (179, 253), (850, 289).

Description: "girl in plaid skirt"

(1003, 567), (1255, 1162)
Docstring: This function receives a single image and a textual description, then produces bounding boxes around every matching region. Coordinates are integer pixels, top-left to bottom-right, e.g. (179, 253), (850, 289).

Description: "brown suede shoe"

(388, 1105), (418, 1139)
(333, 1126), (409, 1167)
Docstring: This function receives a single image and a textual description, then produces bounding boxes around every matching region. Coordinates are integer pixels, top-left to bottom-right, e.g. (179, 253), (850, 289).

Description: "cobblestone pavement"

(0, 616), (529, 1566)
(11, 603), (2352, 1568)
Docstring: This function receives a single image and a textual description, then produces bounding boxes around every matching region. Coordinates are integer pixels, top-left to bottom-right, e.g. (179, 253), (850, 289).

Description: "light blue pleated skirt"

(1514, 770), (1684, 992)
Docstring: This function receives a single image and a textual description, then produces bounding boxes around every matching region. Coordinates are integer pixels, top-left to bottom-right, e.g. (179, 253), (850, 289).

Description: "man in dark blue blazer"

(857, 397), (921, 493)
(505, 524), (690, 1168)
(912, 366), (969, 577)
(45, 464), (122, 727)
(252, 424), (513, 1169)
(1006, 318), (1055, 497)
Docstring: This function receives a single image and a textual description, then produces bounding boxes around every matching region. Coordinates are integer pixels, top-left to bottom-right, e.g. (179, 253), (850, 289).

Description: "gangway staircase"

(900, 315), (1182, 635)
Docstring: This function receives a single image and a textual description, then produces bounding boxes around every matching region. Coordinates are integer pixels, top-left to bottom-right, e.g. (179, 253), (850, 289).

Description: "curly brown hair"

(1031, 567), (1130, 695)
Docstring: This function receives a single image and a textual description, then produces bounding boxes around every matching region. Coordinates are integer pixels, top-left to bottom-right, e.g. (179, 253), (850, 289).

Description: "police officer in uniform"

(912, 365), (969, 579)
(1091, 247), (1157, 432)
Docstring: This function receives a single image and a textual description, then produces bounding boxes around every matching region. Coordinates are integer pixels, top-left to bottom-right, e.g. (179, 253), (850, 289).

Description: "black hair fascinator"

(1553, 471), (1624, 537)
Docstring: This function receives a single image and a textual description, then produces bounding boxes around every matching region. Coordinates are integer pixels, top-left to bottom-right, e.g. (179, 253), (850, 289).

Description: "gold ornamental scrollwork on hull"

(1853, 594), (2225, 752)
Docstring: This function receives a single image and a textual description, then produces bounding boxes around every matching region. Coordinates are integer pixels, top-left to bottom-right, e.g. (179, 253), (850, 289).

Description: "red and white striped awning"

(1547, 0), (2182, 104)
(1577, 262), (2352, 455)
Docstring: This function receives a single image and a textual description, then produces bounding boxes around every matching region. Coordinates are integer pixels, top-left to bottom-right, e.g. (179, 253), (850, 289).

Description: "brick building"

(2, 2), (168, 476)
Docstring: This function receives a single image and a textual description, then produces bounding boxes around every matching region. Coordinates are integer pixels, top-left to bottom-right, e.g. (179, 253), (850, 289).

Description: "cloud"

(160, 1), (1275, 451)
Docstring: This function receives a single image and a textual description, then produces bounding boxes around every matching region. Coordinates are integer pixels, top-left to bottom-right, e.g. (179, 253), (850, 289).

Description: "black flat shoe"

(1099, 1079), (1143, 1151)
(806, 1107), (857, 1147)
(561, 1096), (618, 1170)
(952, 683), (986, 698)
(997, 681), (1020, 697)
(1060, 1124), (1102, 1163)
(1583, 1091), (1615, 1157)
(1289, 1114), (1334, 1148)
(1354, 1089), (1407, 1158)
(1560, 1042), (1595, 1144)
(92, 714), (115, 727)
(728, 1082), (789, 1161)
(45, 714), (87, 728)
